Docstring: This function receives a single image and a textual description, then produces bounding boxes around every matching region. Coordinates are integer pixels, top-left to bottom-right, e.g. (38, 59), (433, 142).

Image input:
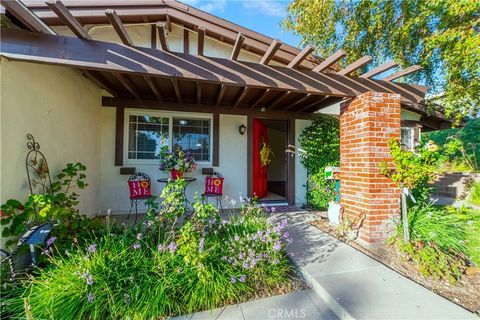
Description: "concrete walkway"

(173, 289), (339, 320)
(280, 210), (477, 320)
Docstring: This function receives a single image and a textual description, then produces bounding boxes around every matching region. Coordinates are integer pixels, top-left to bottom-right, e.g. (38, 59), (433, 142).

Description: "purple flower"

(88, 244), (97, 253)
(242, 262), (249, 270)
(136, 233), (143, 240)
(86, 275), (94, 286)
(238, 253), (244, 260)
(124, 293), (131, 304)
(231, 276), (236, 283)
(239, 275), (246, 283)
(283, 232), (289, 239)
(157, 244), (165, 251)
(87, 293), (94, 303)
(167, 241), (177, 254)
(46, 237), (57, 248)
(221, 219), (228, 225)
(273, 241), (281, 252)
(234, 235), (240, 242)
(132, 243), (141, 250)
(198, 237), (205, 253)
(271, 207), (276, 213)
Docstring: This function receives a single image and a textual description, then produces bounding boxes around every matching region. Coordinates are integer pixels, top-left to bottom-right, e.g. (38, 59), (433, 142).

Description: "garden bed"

(310, 214), (480, 314)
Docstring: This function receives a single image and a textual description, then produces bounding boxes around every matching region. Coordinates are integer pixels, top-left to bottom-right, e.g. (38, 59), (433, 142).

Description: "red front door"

(253, 119), (268, 198)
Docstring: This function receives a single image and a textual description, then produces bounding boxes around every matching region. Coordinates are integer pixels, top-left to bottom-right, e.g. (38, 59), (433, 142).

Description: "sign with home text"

(128, 180), (151, 199)
(204, 177), (224, 195)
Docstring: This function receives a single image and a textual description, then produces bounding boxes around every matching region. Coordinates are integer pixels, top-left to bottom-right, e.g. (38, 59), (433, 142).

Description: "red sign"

(128, 180), (151, 199)
(205, 177), (224, 195)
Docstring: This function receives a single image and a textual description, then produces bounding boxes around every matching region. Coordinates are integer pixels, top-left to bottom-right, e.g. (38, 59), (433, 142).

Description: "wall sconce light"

(238, 124), (247, 135)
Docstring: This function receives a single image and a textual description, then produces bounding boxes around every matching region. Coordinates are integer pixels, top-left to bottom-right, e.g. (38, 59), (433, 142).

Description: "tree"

(283, 0), (480, 122)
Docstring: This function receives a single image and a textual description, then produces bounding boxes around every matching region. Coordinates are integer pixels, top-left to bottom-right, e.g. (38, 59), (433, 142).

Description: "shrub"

(298, 115), (339, 209)
(469, 181), (480, 207)
(3, 197), (293, 319)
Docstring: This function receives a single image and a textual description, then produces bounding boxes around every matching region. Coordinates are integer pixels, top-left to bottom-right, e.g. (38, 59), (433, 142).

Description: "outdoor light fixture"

(260, 107), (266, 112)
(238, 124), (247, 135)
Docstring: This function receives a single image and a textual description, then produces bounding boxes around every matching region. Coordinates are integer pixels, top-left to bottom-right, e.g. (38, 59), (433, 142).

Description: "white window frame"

(400, 127), (415, 151)
(123, 108), (213, 165)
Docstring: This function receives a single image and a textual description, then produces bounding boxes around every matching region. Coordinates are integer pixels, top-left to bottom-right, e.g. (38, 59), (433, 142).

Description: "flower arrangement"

(259, 142), (274, 167)
(159, 145), (197, 177)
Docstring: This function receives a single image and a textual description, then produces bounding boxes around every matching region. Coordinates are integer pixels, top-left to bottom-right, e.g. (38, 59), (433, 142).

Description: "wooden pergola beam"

(197, 82), (202, 104)
(1, 0), (55, 34)
(156, 22), (169, 51)
(336, 55), (372, 76)
(82, 69), (118, 96)
(312, 49), (346, 73)
(216, 84), (226, 105)
(287, 45), (314, 68)
(360, 60), (398, 79)
(230, 32), (245, 60)
(197, 26), (205, 56)
(283, 93), (312, 111)
(46, 1), (90, 40)
(171, 78), (182, 103)
(144, 76), (162, 100)
(250, 89), (270, 108)
(269, 91), (292, 109)
(105, 9), (133, 46)
(260, 40), (282, 65)
(112, 73), (140, 99)
(383, 65), (422, 81)
(233, 87), (249, 108)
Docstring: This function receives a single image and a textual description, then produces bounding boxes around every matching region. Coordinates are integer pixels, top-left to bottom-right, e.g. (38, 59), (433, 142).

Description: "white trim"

(123, 108), (213, 166)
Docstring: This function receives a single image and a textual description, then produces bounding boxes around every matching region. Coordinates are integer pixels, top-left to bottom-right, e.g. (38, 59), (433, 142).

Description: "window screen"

(128, 115), (169, 160)
(172, 117), (211, 161)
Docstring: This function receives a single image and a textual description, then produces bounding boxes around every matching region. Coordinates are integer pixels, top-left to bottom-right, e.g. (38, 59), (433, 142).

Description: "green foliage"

(283, 0), (480, 122)
(470, 181), (480, 207)
(380, 139), (440, 202)
(423, 118), (480, 172)
(299, 115), (339, 209)
(3, 200), (292, 319)
(158, 178), (188, 220)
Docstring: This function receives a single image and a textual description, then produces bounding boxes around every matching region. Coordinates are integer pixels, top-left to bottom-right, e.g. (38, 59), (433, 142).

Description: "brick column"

(339, 92), (401, 244)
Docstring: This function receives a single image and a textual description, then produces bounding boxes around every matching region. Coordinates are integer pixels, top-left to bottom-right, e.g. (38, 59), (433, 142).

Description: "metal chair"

(128, 172), (152, 223)
(202, 172), (224, 212)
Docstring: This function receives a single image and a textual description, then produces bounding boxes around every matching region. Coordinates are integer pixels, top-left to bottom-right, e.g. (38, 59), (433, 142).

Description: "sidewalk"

(172, 289), (339, 320)
(280, 210), (477, 320)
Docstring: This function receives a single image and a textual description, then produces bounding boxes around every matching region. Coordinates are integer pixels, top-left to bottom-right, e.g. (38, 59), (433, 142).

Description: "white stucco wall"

(0, 58), (103, 215)
(295, 119), (312, 205)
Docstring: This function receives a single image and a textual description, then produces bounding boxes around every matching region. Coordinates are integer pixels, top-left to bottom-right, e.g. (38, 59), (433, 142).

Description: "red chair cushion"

(128, 180), (151, 199)
(204, 177), (224, 195)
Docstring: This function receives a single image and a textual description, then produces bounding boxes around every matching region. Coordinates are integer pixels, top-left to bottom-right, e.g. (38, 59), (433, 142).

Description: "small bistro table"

(157, 177), (197, 209)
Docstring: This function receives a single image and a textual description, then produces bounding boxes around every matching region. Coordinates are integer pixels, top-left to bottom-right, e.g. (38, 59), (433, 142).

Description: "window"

(125, 110), (212, 163)
(400, 127), (415, 151)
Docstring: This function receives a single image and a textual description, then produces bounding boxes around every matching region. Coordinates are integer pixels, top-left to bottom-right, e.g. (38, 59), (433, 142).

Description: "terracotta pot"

(170, 169), (184, 179)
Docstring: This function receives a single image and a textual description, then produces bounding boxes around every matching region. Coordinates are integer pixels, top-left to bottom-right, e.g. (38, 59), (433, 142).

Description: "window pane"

(401, 127), (414, 151)
(172, 117), (211, 161)
(128, 115), (169, 160)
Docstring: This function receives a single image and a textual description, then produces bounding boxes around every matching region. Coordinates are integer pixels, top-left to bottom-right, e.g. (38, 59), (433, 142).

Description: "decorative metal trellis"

(25, 133), (52, 195)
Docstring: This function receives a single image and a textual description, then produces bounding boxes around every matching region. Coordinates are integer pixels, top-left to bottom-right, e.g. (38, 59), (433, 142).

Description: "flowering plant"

(159, 145), (197, 174)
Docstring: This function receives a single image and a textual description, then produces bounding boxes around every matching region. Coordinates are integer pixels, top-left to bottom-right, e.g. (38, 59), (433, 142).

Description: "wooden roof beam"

(230, 32), (245, 60)
(197, 82), (201, 104)
(197, 26), (205, 56)
(156, 22), (169, 51)
(105, 9), (133, 46)
(360, 60), (398, 79)
(250, 89), (270, 108)
(112, 73), (140, 99)
(287, 45), (314, 69)
(336, 55), (372, 76)
(1, 0), (55, 34)
(233, 87), (249, 108)
(383, 65), (422, 81)
(283, 93), (312, 111)
(171, 78), (182, 103)
(269, 91), (293, 109)
(312, 49), (346, 73)
(260, 40), (282, 65)
(216, 84), (226, 105)
(82, 70), (118, 96)
(46, 1), (90, 40)
(144, 76), (162, 100)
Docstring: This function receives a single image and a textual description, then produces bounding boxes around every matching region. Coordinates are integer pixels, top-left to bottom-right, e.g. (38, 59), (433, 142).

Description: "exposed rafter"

(46, 1), (90, 40)
(360, 61), (398, 79)
(105, 9), (133, 46)
(383, 65), (422, 81)
(156, 22), (169, 51)
(112, 73), (140, 99)
(197, 26), (205, 56)
(336, 55), (372, 76)
(287, 45), (314, 69)
(216, 84), (226, 105)
(312, 50), (346, 73)
(82, 70), (118, 96)
(1, 0), (55, 34)
(230, 32), (245, 60)
(269, 91), (293, 109)
(301, 96), (343, 112)
(234, 87), (249, 108)
(171, 78), (182, 102)
(144, 76), (162, 100)
(250, 89), (271, 108)
(299, 96), (328, 112)
(166, 14), (172, 32)
(260, 40), (282, 65)
(283, 93), (312, 111)
(197, 82), (202, 104)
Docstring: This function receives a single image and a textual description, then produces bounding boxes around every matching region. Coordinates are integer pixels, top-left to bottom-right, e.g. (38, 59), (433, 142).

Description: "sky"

(181, 0), (302, 47)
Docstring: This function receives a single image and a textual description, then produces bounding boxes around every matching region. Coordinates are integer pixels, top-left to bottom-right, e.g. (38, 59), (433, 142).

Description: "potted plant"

(159, 145), (197, 179)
